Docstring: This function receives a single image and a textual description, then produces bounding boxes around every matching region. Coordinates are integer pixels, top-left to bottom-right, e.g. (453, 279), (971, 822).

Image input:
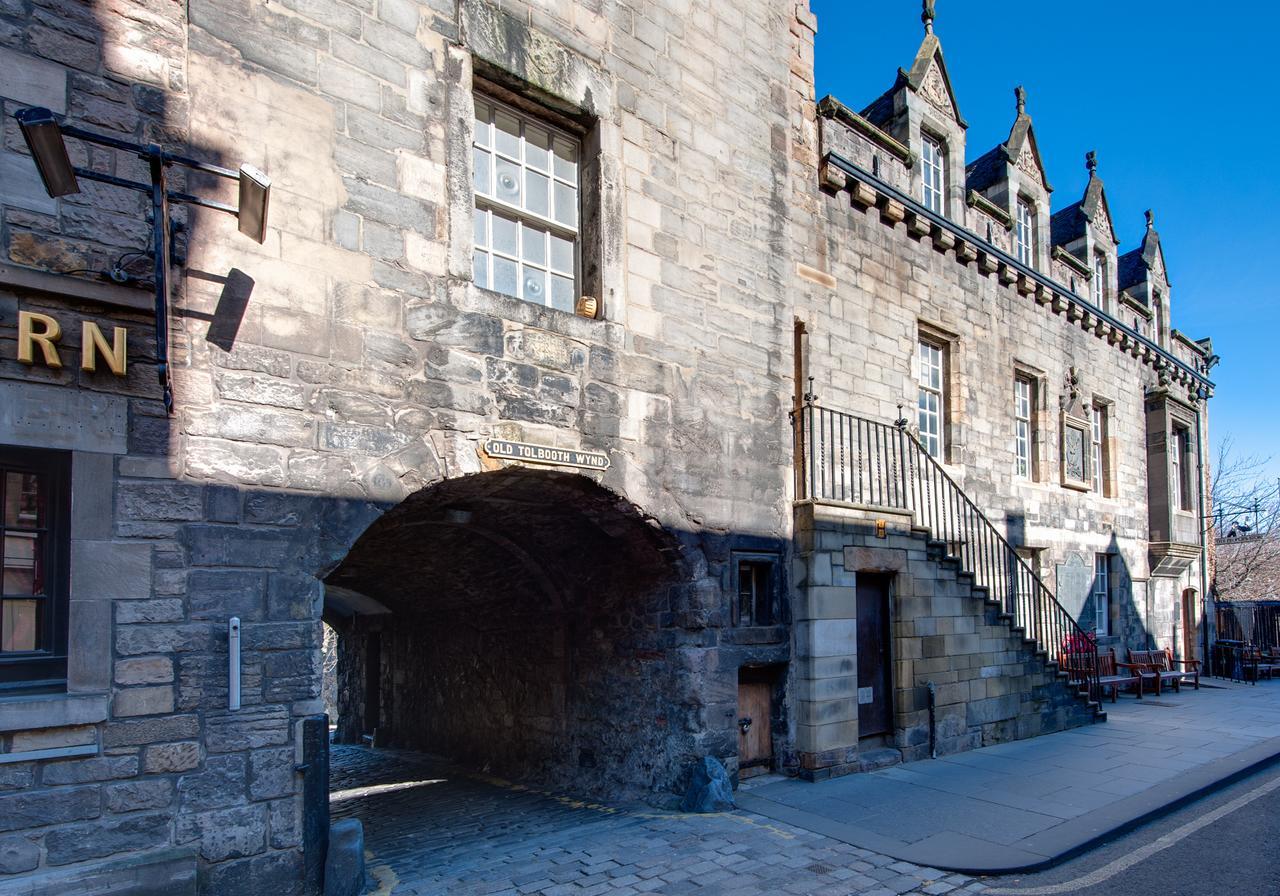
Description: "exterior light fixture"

(237, 164), (271, 244)
(12, 106), (272, 413)
(15, 107), (79, 197)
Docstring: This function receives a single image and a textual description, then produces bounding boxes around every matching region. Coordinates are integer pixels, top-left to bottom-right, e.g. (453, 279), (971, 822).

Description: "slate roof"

(860, 82), (899, 129)
(1117, 248), (1148, 296)
(1051, 201), (1086, 248)
(965, 145), (1003, 193)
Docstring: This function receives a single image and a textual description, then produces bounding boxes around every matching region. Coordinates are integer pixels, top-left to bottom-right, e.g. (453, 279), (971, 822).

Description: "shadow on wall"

(174, 466), (791, 802)
(1004, 516), (1156, 654)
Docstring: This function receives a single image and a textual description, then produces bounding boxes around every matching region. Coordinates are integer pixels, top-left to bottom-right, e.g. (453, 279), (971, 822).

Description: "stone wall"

(0, 0), (818, 890)
(792, 504), (1095, 775)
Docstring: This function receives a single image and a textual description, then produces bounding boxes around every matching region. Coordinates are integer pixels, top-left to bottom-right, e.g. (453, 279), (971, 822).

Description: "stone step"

(857, 747), (903, 773)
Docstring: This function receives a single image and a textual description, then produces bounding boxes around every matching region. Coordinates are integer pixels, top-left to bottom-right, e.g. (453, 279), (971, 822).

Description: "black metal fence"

(794, 402), (1100, 701)
(1216, 603), (1280, 652)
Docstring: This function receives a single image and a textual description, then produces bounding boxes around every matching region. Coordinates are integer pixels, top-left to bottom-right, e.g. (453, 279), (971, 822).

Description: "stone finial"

(1086, 150), (1097, 174)
(1145, 209), (1155, 230)
(923, 0), (936, 33)
(1015, 85), (1027, 116)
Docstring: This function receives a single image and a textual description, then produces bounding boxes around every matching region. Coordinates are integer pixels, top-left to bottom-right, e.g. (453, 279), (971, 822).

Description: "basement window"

(733, 554), (780, 627)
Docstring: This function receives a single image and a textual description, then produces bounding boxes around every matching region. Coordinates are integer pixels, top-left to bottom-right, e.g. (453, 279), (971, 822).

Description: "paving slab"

(738, 679), (1280, 874)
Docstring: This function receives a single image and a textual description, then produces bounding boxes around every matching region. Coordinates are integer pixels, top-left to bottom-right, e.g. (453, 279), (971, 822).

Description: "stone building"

(0, 0), (1213, 894)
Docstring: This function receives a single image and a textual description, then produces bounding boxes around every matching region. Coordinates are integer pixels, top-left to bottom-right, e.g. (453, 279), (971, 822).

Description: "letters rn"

(12, 310), (129, 376)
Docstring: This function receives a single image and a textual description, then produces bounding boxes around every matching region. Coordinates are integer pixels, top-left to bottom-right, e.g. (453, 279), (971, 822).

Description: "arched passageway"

(322, 468), (689, 794)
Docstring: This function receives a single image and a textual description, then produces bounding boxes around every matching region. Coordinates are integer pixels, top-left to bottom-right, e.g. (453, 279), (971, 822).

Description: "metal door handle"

(738, 716), (752, 734)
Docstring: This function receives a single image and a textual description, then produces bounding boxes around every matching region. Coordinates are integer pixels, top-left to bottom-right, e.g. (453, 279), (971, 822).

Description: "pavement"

(737, 677), (1280, 875)
(328, 677), (1280, 893)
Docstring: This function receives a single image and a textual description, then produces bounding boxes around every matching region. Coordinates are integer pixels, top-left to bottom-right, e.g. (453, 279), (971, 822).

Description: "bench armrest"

(1169, 659), (1200, 670)
(1116, 662), (1152, 672)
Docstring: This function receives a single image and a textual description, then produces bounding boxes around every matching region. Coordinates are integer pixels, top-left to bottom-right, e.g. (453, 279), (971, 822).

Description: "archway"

(321, 467), (689, 795)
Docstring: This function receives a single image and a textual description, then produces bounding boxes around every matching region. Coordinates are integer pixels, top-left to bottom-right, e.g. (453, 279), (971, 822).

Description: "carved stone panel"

(919, 61), (955, 119)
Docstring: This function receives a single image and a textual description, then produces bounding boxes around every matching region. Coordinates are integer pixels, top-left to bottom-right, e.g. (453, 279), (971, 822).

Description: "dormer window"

(1092, 253), (1107, 310)
(921, 134), (946, 215)
(1014, 198), (1034, 266)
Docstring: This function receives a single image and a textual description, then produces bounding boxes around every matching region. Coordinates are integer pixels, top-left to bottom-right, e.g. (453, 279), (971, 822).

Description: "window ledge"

(0, 692), (108, 733)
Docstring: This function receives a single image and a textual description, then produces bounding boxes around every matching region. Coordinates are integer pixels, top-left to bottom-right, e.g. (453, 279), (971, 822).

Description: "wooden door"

(736, 680), (772, 778)
(857, 574), (892, 738)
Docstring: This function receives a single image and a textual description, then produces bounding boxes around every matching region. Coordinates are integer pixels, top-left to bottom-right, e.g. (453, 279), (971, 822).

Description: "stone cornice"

(822, 151), (1214, 399)
(1052, 245), (1090, 277)
(0, 261), (151, 313)
(1119, 290), (1151, 318)
(966, 190), (1011, 229)
(817, 96), (915, 167)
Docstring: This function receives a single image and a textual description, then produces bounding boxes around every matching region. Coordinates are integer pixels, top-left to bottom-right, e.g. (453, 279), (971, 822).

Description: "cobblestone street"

(330, 745), (988, 896)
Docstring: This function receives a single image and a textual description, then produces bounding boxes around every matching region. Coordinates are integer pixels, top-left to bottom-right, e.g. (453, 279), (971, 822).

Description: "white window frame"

(918, 338), (945, 460)
(1092, 253), (1107, 309)
(472, 96), (581, 311)
(1091, 404), (1106, 494)
(921, 134), (946, 215)
(1014, 377), (1032, 479)
(1015, 198), (1034, 266)
(1093, 553), (1110, 636)
(1170, 427), (1183, 511)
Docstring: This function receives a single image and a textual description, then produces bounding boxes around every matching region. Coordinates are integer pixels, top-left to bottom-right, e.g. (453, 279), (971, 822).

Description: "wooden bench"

(1098, 649), (1145, 702)
(1063, 648), (1144, 702)
(1129, 648), (1199, 695)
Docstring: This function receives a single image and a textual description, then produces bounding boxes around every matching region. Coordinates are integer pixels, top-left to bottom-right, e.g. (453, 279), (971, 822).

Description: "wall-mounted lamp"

(14, 106), (271, 414)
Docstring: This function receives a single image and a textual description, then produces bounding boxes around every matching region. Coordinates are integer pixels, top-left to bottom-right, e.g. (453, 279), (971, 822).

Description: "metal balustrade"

(793, 399), (1100, 703)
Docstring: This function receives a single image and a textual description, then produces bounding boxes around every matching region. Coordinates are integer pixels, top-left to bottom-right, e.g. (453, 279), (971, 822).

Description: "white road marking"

(985, 771), (1280, 895)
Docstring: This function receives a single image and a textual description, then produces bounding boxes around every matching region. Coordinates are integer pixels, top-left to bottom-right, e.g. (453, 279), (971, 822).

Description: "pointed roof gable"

(902, 33), (967, 128)
(860, 4), (966, 130)
(1118, 210), (1170, 292)
(1080, 152), (1118, 244)
(965, 87), (1050, 193)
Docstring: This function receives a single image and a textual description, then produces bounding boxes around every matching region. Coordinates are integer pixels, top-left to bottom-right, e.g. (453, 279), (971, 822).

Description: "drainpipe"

(1195, 402), (1211, 664)
(926, 681), (937, 759)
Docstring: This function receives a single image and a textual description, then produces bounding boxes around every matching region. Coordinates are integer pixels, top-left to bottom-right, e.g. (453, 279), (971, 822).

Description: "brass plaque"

(483, 439), (610, 471)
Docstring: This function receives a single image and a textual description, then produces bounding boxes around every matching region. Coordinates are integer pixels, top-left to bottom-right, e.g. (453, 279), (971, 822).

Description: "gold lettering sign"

(14, 310), (129, 378)
(483, 439), (610, 471)
(81, 321), (128, 376)
(17, 311), (63, 368)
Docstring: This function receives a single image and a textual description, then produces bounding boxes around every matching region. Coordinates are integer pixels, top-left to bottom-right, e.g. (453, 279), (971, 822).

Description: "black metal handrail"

(793, 400), (1100, 702)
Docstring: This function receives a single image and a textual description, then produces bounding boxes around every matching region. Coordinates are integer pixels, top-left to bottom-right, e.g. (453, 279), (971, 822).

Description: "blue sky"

(809, 1), (1280, 481)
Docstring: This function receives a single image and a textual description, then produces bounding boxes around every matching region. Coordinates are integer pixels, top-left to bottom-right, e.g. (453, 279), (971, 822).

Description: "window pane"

(1, 599), (38, 652)
(493, 256), (518, 297)
(550, 234), (574, 274)
(3, 532), (40, 595)
(473, 250), (489, 289)
(473, 100), (492, 146)
(494, 157), (521, 207)
(473, 147), (491, 196)
(494, 109), (520, 158)
(521, 265), (547, 305)
(525, 125), (550, 170)
(553, 182), (577, 227)
(526, 169), (549, 217)
(521, 224), (546, 266)
(473, 207), (488, 248)
(491, 212), (519, 257)
(553, 138), (578, 183)
(4, 472), (42, 528)
(550, 275), (575, 312)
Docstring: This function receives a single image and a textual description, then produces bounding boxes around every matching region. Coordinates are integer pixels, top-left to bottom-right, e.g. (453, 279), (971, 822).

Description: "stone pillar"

(792, 505), (859, 779)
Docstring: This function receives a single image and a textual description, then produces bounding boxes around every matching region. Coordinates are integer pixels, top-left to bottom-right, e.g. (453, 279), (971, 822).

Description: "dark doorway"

(857, 573), (893, 739)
